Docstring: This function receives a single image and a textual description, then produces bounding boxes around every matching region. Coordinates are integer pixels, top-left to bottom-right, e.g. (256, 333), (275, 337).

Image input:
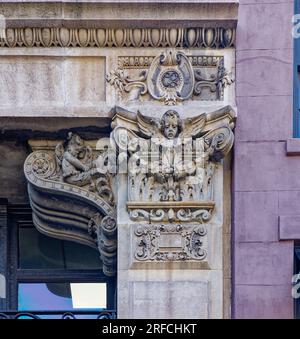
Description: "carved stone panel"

(131, 223), (209, 268)
(106, 51), (234, 104)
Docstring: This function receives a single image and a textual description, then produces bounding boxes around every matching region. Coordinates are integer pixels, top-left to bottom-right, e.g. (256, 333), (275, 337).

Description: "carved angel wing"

(136, 110), (161, 138)
(181, 113), (207, 138)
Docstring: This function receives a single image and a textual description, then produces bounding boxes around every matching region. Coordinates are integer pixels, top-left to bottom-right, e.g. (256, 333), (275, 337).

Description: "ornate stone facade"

(2, 0), (293, 322)
(0, 0), (238, 320)
(24, 104), (234, 275)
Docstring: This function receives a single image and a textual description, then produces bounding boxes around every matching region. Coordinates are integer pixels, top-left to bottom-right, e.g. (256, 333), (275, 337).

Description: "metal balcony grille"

(0, 310), (117, 319)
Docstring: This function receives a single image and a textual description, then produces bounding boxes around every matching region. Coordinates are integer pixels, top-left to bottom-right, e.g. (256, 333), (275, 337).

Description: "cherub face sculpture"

(161, 110), (182, 139)
(66, 133), (85, 157)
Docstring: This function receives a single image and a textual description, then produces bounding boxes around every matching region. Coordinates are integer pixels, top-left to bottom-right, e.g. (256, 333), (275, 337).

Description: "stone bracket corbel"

(23, 135), (117, 277)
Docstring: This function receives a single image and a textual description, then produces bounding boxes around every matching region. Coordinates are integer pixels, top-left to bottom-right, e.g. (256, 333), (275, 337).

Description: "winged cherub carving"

(112, 106), (234, 203)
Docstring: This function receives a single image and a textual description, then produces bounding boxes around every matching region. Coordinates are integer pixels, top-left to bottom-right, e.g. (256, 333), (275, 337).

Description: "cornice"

(0, 1), (238, 48)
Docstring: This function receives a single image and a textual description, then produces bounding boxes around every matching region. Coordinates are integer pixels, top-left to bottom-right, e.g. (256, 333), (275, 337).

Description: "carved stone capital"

(111, 105), (235, 224)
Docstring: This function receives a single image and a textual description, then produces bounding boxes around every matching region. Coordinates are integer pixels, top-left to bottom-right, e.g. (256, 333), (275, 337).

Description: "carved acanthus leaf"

(106, 68), (147, 101)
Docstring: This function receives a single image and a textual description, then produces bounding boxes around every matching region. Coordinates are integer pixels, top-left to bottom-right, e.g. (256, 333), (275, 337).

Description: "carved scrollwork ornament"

(134, 224), (208, 262)
(107, 51), (235, 103)
(106, 68), (148, 101)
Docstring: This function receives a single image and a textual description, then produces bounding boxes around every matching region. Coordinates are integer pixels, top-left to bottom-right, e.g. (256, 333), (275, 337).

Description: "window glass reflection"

(71, 283), (106, 309)
(18, 282), (107, 311)
(18, 283), (72, 311)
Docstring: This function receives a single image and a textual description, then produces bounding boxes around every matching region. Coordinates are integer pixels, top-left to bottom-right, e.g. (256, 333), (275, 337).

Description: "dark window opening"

(18, 225), (102, 270)
(5, 205), (116, 319)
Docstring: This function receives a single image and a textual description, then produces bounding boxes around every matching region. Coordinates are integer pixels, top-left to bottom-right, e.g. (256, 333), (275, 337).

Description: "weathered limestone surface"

(0, 1), (238, 28)
(0, 48), (236, 117)
(0, 56), (106, 111)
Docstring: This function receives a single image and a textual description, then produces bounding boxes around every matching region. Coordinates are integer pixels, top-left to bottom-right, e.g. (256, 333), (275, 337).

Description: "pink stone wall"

(234, 0), (295, 318)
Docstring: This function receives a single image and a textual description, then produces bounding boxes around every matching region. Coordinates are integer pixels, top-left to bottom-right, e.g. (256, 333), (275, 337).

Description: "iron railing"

(0, 310), (117, 319)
